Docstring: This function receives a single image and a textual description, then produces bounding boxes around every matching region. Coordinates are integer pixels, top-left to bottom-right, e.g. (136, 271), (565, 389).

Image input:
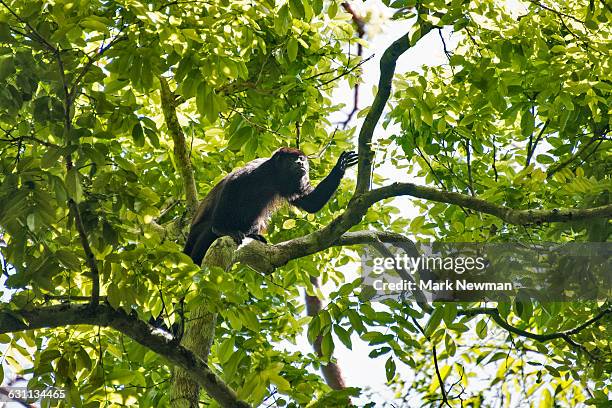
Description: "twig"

(525, 119), (549, 167)
(432, 344), (451, 407)
(528, 0), (586, 24)
(492, 135), (498, 182)
(547, 130), (609, 178)
(465, 139), (474, 196)
(0, 0), (57, 53)
(316, 54), (374, 88)
(458, 305), (611, 359)
(309, 127), (338, 159)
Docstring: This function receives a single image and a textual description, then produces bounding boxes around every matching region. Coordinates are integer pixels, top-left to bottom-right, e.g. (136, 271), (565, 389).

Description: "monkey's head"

(271, 147), (310, 195)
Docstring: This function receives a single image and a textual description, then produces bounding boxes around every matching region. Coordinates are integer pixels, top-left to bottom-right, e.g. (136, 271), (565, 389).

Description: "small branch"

(465, 139), (474, 196)
(432, 344), (450, 407)
(525, 119), (549, 167)
(353, 232), (432, 310)
(43, 294), (107, 302)
(492, 135), (498, 182)
(0, 0), (57, 53)
(316, 54), (374, 88)
(529, 0), (586, 24)
(546, 131), (608, 179)
(68, 198), (100, 307)
(411, 311), (451, 406)
(69, 31), (127, 103)
(339, 2), (367, 129)
(0, 132), (61, 149)
(415, 145), (446, 190)
(438, 28), (452, 60)
(0, 304), (250, 408)
(309, 127), (338, 159)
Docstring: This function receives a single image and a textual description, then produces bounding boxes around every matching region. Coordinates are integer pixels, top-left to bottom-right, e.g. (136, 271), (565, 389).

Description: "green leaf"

(536, 154), (554, 164)
(282, 219), (296, 229)
(274, 5), (291, 35)
(0, 55), (15, 81)
(333, 325), (352, 349)
(328, 1), (338, 18)
(424, 307), (444, 337)
(56, 249), (81, 271)
(476, 319), (487, 339)
(347, 310), (365, 333)
(41, 147), (63, 168)
(420, 104), (433, 126)
(240, 309), (260, 331)
(289, 0), (305, 19)
(196, 81), (210, 120)
(287, 38), (298, 62)
(520, 109), (535, 138)
(132, 123), (145, 147)
(385, 357), (396, 382)
(321, 331), (334, 358)
(218, 337), (235, 364)
(65, 168), (83, 203)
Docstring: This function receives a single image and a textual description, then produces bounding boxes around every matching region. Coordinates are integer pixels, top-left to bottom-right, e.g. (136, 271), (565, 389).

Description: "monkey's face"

(284, 154), (309, 178)
(273, 151), (309, 178)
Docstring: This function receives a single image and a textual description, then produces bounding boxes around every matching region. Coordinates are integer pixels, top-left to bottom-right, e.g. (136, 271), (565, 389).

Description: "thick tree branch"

(251, 180), (611, 272)
(159, 77), (199, 218)
(0, 304), (250, 408)
(355, 23), (433, 193)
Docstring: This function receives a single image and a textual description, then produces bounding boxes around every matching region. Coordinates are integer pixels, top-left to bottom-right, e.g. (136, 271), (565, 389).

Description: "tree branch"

(0, 0), (57, 53)
(68, 198), (101, 307)
(69, 30), (127, 103)
(159, 77), (199, 219)
(525, 119), (550, 167)
(363, 182), (612, 226)
(546, 131), (609, 179)
(355, 23), (433, 193)
(459, 305), (611, 358)
(0, 304), (250, 408)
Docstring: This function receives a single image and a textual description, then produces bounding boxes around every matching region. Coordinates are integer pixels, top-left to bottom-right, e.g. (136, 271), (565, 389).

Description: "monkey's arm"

(291, 151), (358, 213)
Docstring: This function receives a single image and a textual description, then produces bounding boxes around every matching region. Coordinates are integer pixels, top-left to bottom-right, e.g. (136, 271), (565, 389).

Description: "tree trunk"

(170, 237), (237, 407)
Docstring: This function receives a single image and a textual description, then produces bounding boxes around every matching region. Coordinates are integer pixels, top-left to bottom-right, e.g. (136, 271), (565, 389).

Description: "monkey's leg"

(189, 229), (219, 266)
(246, 233), (267, 243)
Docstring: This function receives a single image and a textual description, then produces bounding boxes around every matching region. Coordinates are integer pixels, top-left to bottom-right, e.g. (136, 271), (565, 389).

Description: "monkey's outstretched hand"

(333, 151), (359, 175)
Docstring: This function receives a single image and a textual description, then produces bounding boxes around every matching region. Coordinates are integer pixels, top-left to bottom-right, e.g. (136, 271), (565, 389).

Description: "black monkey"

(183, 148), (358, 265)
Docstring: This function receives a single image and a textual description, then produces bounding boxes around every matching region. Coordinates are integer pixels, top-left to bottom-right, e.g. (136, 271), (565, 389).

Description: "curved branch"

(364, 182), (612, 225)
(0, 304), (250, 408)
(459, 306), (611, 358)
(355, 23), (433, 193)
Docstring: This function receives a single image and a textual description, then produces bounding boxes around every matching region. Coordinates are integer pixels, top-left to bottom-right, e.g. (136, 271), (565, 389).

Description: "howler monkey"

(183, 148), (358, 265)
